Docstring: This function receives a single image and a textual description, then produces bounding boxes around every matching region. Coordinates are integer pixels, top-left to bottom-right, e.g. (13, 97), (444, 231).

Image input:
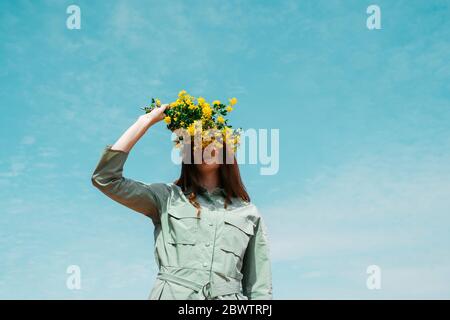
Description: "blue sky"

(1, 0), (449, 299)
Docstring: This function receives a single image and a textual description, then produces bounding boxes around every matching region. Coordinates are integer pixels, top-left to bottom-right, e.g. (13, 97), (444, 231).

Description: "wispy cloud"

(265, 143), (450, 298)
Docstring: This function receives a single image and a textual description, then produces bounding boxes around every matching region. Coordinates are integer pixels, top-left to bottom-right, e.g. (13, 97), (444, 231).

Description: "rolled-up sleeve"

(241, 215), (273, 299)
(91, 144), (171, 222)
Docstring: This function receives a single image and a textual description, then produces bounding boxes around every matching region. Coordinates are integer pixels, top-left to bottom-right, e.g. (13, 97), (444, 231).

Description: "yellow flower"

(202, 105), (212, 118)
(229, 97), (238, 106)
(187, 123), (195, 136)
(155, 99), (161, 107)
(164, 116), (171, 124)
(178, 90), (187, 98)
(222, 126), (232, 138)
(213, 100), (221, 106)
(184, 95), (194, 104)
(197, 97), (206, 105)
(217, 116), (225, 124)
(226, 106), (233, 112)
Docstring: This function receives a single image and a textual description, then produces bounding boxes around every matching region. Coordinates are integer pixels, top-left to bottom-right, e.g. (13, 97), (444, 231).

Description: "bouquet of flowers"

(142, 90), (242, 152)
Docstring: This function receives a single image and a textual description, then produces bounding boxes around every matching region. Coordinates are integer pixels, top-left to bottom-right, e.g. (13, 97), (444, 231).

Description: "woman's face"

(196, 147), (221, 173)
(196, 161), (221, 173)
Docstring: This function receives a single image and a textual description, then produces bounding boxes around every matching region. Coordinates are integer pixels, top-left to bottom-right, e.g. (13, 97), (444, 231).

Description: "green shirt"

(91, 145), (273, 300)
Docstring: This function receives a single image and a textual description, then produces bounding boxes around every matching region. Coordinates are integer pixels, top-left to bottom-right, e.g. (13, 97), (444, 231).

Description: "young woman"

(91, 103), (272, 300)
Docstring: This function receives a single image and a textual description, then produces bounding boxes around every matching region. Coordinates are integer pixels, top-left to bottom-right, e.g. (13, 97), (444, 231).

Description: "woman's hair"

(174, 139), (250, 216)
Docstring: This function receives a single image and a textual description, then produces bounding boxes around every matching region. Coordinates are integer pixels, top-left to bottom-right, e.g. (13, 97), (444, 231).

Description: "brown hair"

(174, 139), (250, 216)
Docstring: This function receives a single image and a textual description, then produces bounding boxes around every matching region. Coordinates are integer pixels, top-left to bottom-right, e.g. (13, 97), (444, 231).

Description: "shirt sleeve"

(241, 214), (273, 299)
(91, 144), (171, 223)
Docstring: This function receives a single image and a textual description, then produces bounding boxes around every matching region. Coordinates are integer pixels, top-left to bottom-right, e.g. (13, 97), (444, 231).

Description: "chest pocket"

(221, 214), (255, 259)
(167, 204), (199, 245)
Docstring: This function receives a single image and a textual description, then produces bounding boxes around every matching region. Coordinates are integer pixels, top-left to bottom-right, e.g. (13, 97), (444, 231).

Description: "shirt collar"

(182, 185), (227, 198)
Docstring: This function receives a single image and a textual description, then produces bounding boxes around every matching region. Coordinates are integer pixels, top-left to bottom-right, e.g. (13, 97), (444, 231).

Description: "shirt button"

(205, 242), (211, 247)
(209, 222), (214, 227)
(203, 262), (208, 267)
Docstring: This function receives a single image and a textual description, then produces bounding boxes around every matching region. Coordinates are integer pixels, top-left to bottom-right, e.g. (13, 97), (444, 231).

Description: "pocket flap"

(223, 214), (255, 235)
(168, 204), (199, 219)
(220, 245), (242, 258)
(168, 238), (196, 245)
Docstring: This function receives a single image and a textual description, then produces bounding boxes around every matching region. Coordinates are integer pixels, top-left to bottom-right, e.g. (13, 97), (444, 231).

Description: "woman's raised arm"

(91, 104), (171, 223)
(111, 103), (169, 152)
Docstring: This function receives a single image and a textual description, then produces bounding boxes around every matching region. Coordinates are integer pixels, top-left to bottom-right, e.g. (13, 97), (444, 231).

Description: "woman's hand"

(139, 103), (170, 126)
(111, 103), (170, 153)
